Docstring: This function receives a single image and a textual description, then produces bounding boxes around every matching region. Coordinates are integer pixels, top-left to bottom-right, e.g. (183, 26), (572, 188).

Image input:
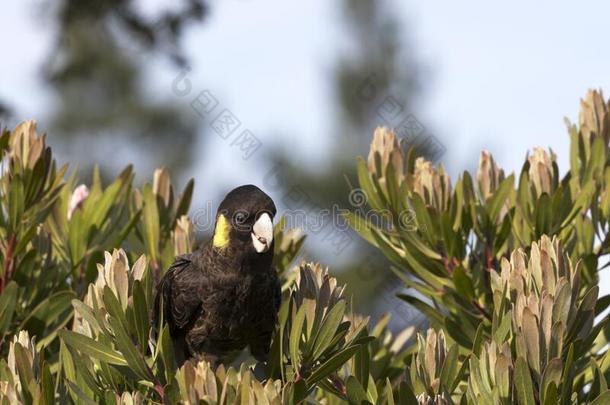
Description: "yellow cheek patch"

(213, 214), (231, 249)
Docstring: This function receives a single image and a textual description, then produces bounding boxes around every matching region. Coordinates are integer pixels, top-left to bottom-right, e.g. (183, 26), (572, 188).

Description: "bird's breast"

(202, 272), (278, 339)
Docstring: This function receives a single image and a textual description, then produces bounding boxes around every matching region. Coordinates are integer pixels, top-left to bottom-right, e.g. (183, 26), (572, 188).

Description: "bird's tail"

(152, 270), (191, 366)
(152, 274), (170, 338)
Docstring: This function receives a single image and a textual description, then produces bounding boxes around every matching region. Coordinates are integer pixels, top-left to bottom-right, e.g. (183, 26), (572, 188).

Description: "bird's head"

(212, 185), (276, 255)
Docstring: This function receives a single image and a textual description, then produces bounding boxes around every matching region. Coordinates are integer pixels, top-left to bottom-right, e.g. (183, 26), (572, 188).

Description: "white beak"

(251, 212), (273, 253)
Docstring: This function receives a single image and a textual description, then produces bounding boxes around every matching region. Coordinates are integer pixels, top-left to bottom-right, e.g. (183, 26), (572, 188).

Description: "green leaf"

(452, 175), (464, 231)
(346, 376), (371, 405)
(440, 344), (459, 394)
(487, 174), (514, 222)
(110, 209), (142, 248)
(159, 325), (176, 383)
(40, 361), (55, 405)
(493, 311), (512, 345)
(8, 179), (25, 231)
(311, 300), (346, 360)
(453, 267), (475, 301)
(540, 358), (562, 404)
(581, 285), (600, 313)
(0, 281), (18, 338)
(354, 344), (370, 392)
(174, 179), (194, 220)
(65, 380), (97, 405)
(515, 357), (535, 405)
(107, 315), (153, 381)
(68, 209), (87, 267)
(522, 308), (540, 378)
(397, 294), (444, 326)
(559, 344), (574, 405)
(289, 304), (306, 370)
(142, 183), (160, 263)
(66, 345), (104, 397)
(85, 176), (123, 232)
(102, 286), (130, 336)
(560, 180), (595, 230)
(356, 157), (385, 211)
(59, 330), (128, 366)
(20, 290), (74, 338)
(472, 323), (485, 357)
(595, 294), (610, 316)
(71, 299), (103, 334)
(409, 193), (436, 244)
(344, 211), (377, 246)
(267, 299), (290, 381)
(14, 343), (35, 394)
(306, 345), (361, 386)
(591, 391), (610, 405)
(397, 381), (418, 405)
(291, 379), (308, 404)
(384, 378), (395, 405)
(445, 317), (475, 349)
(60, 340), (76, 386)
(584, 136), (606, 183)
(132, 280), (150, 354)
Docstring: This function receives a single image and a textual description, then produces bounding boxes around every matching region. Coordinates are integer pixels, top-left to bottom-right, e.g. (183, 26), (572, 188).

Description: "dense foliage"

(1, 89), (610, 404)
(346, 89), (610, 404)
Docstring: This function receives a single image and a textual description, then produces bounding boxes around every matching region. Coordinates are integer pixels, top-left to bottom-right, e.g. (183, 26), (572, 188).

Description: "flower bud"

(367, 127), (405, 186)
(579, 89), (610, 144)
(413, 157), (452, 211)
(528, 147), (555, 196)
(67, 184), (90, 220)
(416, 329), (446, 391)
(477, 150), (504, 200)
(9, 120), (45, 170)
(174, 215), (195, 255)
(153, 167), (171, 207)
(7, 331), (37, 393)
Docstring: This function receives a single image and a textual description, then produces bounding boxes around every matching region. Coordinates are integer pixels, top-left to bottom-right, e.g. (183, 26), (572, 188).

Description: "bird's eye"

(234, 212), (247, 224)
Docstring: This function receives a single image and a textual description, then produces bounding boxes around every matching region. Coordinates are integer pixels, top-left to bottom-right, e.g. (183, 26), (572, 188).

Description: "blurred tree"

(0, 102), (12, 127)
(41, 0), (208, 176)
(271, 0), (440, 326)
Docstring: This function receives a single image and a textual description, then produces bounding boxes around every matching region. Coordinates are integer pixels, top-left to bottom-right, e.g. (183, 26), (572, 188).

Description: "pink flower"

(67, 184), (90, 220)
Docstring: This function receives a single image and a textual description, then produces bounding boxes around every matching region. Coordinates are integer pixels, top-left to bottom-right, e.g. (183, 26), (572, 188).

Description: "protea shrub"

(2, 90), (610, 404)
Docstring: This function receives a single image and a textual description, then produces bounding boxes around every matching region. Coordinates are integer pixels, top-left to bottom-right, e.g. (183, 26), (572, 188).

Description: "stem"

(485, 246), (494, 271)
(329, 374), (347, 397)
(154, 384), (165, 401)
(472, 300), (492, 321)
(152, 259), (161, 286)
(0, 234), (17, 293)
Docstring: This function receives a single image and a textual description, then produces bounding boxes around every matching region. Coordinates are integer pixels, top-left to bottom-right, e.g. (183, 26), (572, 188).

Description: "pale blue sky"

(2, 0), (610, 291)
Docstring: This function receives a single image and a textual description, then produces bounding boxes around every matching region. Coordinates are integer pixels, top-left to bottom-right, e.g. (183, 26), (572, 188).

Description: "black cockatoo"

(153, 185), (280, 366)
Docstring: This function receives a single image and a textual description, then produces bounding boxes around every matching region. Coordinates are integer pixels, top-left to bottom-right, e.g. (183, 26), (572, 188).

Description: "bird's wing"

(250, 271), (282, 362)
(273, 272), (281, 313)
(154, 254), (204, 334)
